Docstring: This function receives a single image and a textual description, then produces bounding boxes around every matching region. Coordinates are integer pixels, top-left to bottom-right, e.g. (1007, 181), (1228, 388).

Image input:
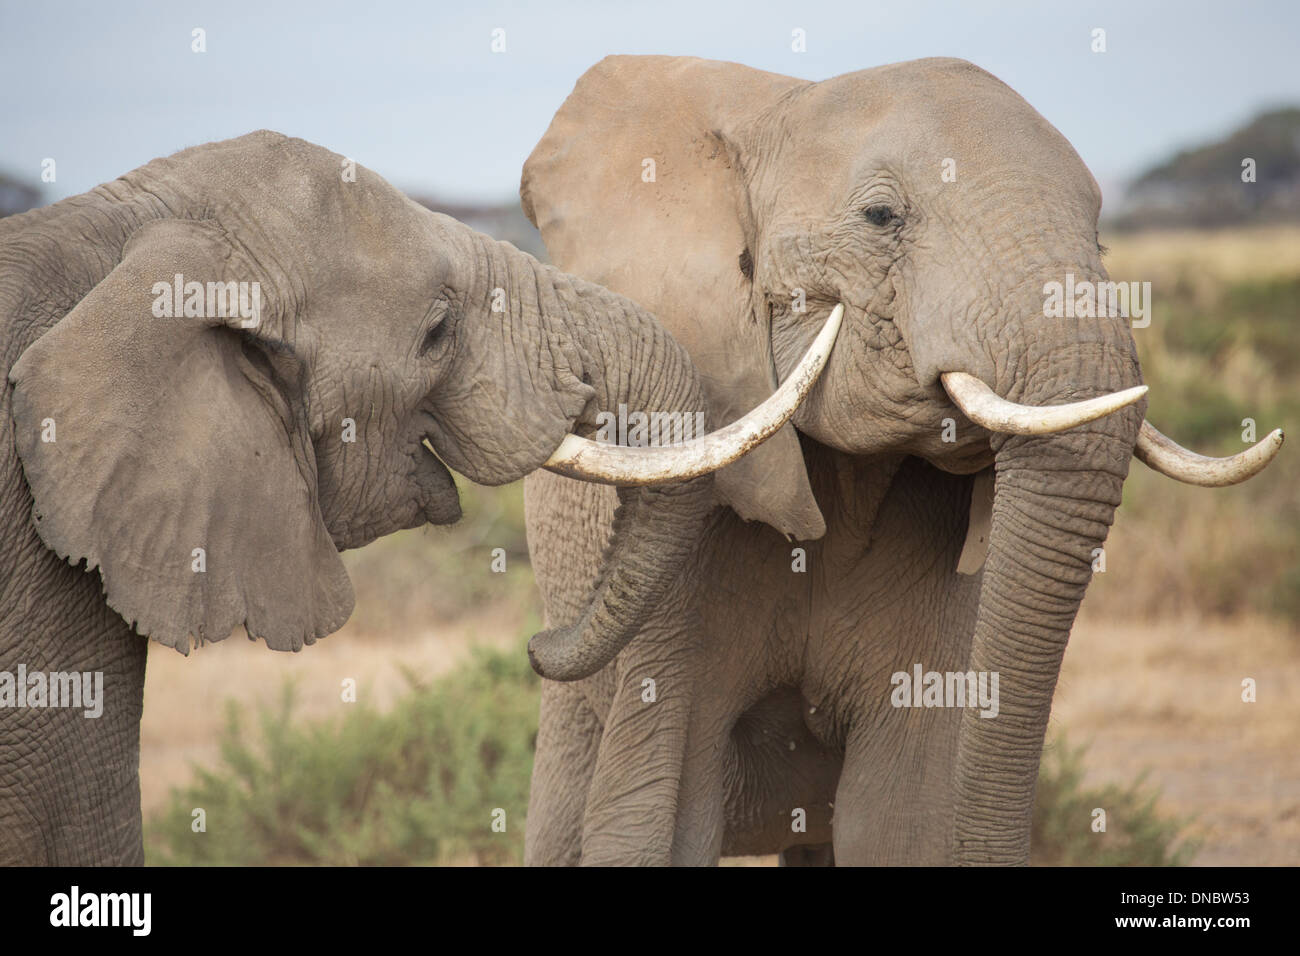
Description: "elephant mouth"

(320, 438), (461, 551)
(416, 439), (461, 526)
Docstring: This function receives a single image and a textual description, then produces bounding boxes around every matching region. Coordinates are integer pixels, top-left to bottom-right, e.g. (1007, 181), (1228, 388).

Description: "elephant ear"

(522, 55), (825, 540)
(8, 218), (353, 653)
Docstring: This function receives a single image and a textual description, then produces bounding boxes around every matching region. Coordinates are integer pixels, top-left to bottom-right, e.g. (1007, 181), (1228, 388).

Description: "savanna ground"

(141, 226), (1300, 865)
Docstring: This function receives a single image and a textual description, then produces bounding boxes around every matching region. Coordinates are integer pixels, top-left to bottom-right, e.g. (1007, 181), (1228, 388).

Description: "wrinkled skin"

(0, 131), (712, 864)
(521, 57), (1147, 865)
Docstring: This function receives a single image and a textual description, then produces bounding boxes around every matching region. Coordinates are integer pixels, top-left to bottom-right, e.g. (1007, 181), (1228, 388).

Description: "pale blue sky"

(2, 0), (1297, 207)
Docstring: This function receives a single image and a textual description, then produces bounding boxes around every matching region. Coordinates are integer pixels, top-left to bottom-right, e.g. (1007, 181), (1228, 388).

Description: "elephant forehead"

(127, 130), (432, 269)
(769, 59), (1095, 198)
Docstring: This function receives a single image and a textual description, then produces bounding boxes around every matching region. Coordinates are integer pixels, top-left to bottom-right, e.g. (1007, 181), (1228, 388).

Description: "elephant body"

(519, 55), (1277, 865)
(0, 131), (736, 864)
(526, 444), (984, 864)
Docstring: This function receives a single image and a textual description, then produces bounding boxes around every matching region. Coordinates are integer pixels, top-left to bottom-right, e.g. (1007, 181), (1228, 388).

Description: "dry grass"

(1103, 225), (1300, 291)
(1085, 226), (1300, 623)
(140, 604), (530, 815)
(1053, 611), (1300, 865)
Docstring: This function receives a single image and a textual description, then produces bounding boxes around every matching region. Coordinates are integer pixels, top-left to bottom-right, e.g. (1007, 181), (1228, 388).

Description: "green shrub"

(1221, 275), (1300, 376)
(1095, 259), (1299, 627)
(1031, 735), (1198, 866)
(146, 640), (540, 866)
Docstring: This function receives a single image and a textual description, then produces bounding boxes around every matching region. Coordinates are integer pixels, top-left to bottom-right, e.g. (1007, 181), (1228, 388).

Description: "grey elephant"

(519, 56), (1283, 865)
(0, 130), (837, 865)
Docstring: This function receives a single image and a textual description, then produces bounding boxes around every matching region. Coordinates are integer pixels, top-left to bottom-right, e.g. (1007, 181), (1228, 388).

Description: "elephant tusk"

(1134, 420), (1284, 486)
(544, 303), (844, 485)
(940, 371), (1147, 436)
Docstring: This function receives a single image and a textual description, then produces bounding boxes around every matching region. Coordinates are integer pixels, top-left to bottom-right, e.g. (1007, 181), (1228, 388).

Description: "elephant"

(0, 129), (838, 865)
(518, 56), (1283, 865)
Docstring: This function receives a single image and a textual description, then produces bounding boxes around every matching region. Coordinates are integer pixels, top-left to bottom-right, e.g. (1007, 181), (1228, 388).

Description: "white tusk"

(544, 303), (844, 485)
(940, 371), (1148, 435)
(1135, 420), (1283, 486)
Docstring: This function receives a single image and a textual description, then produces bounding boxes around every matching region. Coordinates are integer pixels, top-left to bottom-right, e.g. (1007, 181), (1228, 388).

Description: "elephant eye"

(419, 301), (452, 357)
(862, 204), (898, 227)
(738, 247), (754, 281)
(420, 318), (449, 356)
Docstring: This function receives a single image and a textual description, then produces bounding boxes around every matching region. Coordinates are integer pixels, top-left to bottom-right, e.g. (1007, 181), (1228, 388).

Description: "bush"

(1087, 232), (1300, 627)
(149, 643), (1194, 866)
(1031, 735), (1198, 866)
(146, 640), (539, 866)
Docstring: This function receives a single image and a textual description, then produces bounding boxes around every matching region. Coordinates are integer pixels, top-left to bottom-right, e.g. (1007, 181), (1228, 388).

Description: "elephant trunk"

(528, 477), (712, 680)
(950, 345), (1144, 864)
(438, 224), (836, 683)
(521, 257), (716, 682)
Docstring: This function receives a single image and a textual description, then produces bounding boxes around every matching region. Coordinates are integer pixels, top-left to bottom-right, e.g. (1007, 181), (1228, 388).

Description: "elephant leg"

(816, 461), (980, 865)
(527, 471), (694, 864)
(670, 762), (726, 865)
(0, 608), (147, 865)
(831, 715), (961, 865)
(579, 618), (700, 866)
(669, 694), (734, 865)
(524, 678), (604, 866)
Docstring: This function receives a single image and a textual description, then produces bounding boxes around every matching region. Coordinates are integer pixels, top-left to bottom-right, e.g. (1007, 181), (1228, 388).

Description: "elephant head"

(521, 57), (1282, 863)
(7, 130), (833, 664)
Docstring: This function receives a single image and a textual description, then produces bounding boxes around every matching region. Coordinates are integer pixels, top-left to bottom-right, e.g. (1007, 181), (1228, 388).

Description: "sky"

(2, 0), (1298, 209)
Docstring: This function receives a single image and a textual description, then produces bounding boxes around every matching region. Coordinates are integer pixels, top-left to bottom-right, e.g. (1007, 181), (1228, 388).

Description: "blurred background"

(2, 0), (1296, 865)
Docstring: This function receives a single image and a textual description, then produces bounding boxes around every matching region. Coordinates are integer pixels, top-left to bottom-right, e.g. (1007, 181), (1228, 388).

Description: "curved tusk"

(544, 303), (844, 485)
(940, 371), (1148, 436)
(1135, 420), (1283, 486)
